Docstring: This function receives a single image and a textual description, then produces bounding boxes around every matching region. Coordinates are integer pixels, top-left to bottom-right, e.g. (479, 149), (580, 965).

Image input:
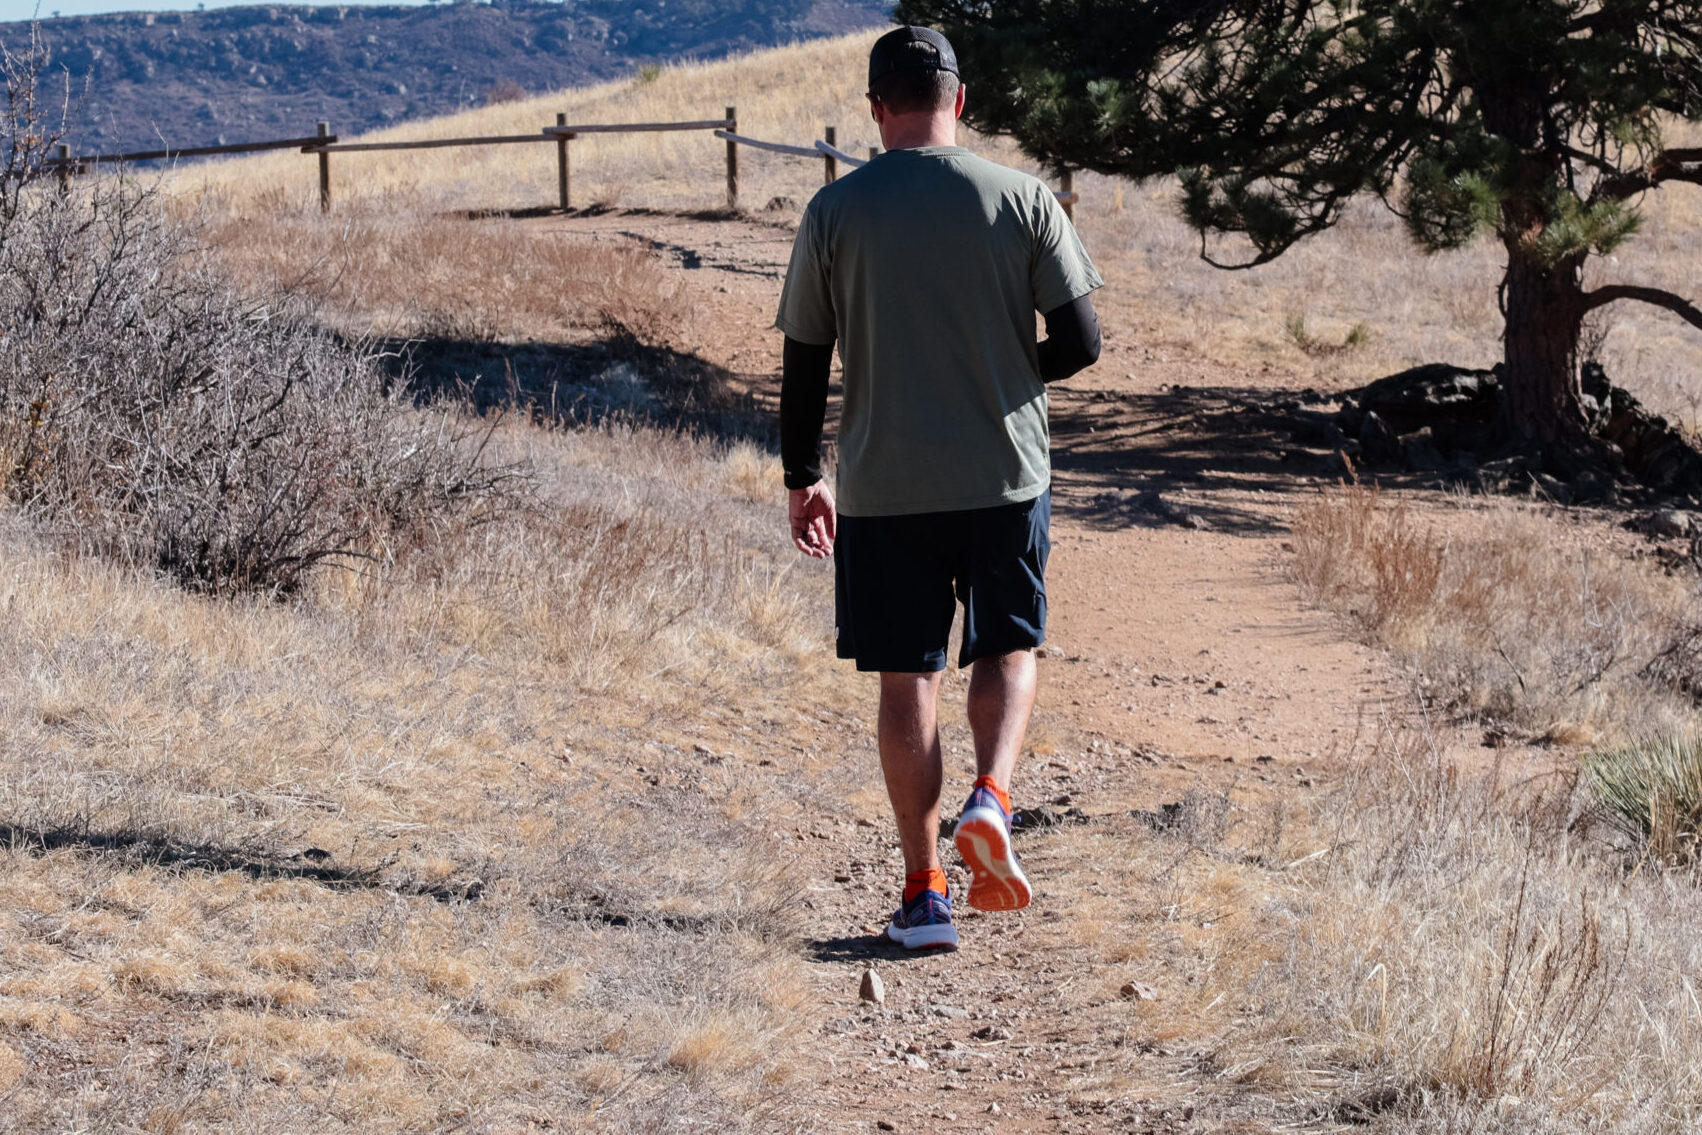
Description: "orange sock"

(904, 867), (949, 902)
(973, 775), (1012, 815)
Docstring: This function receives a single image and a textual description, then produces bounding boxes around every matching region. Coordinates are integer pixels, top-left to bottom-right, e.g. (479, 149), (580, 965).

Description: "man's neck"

(880, 113), (958, 151)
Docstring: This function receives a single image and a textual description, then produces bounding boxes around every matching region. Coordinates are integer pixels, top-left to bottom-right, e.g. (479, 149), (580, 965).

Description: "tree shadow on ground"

(374, 333), (778, 447)
(1046, 381), (1459, 536)
(0, 821), (479, 903)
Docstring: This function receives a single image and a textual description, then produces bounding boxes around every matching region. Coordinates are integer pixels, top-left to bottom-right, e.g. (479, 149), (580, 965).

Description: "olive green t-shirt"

(774, 145), (1102, 517)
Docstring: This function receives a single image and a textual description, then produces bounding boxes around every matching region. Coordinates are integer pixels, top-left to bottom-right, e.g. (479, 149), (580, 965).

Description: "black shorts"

(833, 490), (1050, 673)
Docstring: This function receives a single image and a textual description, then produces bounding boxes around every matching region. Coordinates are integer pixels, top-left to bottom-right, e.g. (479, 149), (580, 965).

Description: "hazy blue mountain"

(3, 0), (890, 155)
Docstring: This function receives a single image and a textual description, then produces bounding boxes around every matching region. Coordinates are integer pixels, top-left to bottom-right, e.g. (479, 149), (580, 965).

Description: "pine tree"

(897, 0), (1702, 467)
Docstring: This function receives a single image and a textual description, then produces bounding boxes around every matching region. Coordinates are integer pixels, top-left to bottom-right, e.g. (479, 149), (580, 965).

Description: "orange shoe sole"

(954, 809), (1032, 912)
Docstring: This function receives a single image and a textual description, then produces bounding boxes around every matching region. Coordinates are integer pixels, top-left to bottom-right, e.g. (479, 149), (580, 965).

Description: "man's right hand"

(789, 481), (837, 558)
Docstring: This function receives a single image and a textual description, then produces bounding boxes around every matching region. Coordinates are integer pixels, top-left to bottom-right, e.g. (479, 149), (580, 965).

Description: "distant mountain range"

(2, 0), (891, 154)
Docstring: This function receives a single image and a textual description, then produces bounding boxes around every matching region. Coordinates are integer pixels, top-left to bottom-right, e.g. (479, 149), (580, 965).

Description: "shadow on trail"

(1047, 381), (1440, 537)
(804, 932), (937, 964)
(0, 821), (479, 904)
(375, 333), (778, 447)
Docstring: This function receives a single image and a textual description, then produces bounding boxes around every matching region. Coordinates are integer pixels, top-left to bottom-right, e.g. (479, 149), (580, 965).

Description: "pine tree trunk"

(1497, 243), (1590, 455)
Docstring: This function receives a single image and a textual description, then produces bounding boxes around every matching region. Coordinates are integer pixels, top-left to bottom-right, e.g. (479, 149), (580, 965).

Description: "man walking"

(776, 25), (1102, 951)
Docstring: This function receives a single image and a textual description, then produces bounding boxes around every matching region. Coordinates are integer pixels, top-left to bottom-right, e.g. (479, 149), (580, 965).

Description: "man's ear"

(954, 83), (967, 119)
(868, 94), (885, 126)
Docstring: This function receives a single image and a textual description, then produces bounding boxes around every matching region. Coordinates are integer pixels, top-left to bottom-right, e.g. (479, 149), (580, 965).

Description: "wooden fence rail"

(43, 108), (1080, 218)
(43, 133), (337, 171)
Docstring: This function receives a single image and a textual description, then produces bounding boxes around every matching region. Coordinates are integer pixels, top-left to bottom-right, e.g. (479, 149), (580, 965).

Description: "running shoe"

(885, 885), (959, 951)
(954, 783), (1032, 912)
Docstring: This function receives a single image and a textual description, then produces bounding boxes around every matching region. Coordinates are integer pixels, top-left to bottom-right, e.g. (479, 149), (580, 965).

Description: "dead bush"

(0, 51), (518, 594)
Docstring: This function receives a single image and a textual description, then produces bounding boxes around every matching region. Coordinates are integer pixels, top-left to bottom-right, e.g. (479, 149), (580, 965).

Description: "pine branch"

(1584, 285), (1702, 331)
(1593, 148), (1702, 202)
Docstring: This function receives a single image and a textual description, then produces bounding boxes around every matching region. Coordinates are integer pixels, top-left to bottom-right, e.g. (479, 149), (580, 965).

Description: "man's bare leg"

(954, 648), (1037, 911)
(877, 671), (946, 876)
(967, 648), (1038, 790)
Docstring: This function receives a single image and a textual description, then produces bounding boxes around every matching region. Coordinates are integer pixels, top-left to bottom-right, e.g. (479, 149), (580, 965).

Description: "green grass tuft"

(1584, 734), (1702, 864)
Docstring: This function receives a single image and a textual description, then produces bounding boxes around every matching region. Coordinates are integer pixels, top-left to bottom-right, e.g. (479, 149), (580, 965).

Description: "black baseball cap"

(868, 25), (960, 89)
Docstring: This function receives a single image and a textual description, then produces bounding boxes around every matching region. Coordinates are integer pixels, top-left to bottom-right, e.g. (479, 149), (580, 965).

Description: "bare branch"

(1583, 284), (1702, 331)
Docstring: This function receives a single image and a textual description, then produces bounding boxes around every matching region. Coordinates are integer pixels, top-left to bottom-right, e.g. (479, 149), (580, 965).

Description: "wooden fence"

(44, 108), (1081, 218)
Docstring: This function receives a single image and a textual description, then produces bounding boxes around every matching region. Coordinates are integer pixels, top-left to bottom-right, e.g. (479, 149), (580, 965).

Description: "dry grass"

(1269, 729), (1702, 1132)
(1292, 483), (1699, 739)
(198, 206), (699, 350)
(1019, 727), (1702, 1132)
(0, 416), (835, 1131)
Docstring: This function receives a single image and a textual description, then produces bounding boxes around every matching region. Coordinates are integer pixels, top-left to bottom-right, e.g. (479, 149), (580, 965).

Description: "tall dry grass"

(1266, 729), (1702, 1132)
(1292, 484), (1699, 740)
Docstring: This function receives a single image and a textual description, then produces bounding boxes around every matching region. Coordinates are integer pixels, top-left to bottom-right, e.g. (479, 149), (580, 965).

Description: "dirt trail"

(532, 209), (1409, 1131)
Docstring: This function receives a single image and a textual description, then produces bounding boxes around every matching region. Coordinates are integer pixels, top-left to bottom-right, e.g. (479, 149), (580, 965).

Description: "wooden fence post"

(823, 125), (837, 184)
(316, 122), (331, 213)
(55, 143), (70, 194)
(555, 112), (571, 212)
(1060, 170), (1075, 222)
(725, 106), (739, 212)
(869, 146), (881, 162)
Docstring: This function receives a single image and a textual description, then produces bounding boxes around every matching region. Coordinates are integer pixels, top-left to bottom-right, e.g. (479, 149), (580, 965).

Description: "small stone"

(988, 1102), (1002, 1114)
(860, 968), (885, 1005)
(1119, 980), (1157, 1001)
(931, 1003), (970, 1019)
(973, 1025), (1014, 1041)
(877, 1123), (897, 1132)
(905, 1053), (930, 1070)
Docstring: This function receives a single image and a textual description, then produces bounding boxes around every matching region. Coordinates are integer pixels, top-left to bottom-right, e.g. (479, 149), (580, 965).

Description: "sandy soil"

(526, 206), (1445, 1132)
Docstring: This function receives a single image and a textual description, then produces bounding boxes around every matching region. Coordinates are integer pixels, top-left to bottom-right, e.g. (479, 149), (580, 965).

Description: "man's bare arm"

(1037, 295), (1101, 384)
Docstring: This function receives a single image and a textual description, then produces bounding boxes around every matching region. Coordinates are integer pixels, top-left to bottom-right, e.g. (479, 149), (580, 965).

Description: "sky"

(1, 0), (433, 21)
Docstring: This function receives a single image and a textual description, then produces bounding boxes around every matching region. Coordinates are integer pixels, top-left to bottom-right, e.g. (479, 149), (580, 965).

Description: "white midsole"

(888, 920), (959, 949)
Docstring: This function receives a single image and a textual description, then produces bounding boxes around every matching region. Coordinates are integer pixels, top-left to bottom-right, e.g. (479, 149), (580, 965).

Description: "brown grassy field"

(3, 27), (1702, 1135)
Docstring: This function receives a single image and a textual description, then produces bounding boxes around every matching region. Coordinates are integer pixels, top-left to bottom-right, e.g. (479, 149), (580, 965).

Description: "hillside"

(1, 0), (889, 153)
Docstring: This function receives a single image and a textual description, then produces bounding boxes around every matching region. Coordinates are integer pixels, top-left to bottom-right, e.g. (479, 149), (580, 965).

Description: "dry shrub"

(0, 177), (516, 594)
(1292, 485), (1695, 735)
